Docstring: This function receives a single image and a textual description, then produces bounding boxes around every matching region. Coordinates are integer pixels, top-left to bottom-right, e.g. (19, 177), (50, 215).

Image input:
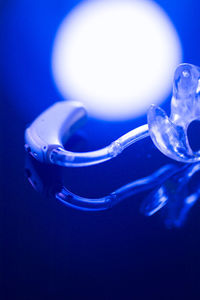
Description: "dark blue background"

(1, 0), (200, 299)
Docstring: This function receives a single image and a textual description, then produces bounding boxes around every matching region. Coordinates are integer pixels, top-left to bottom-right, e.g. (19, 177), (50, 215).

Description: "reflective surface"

(26, 153), (200, 227)
(25, 154), (176, 211)
(2, 99), (200, 298)
(141, 163), (200, 228)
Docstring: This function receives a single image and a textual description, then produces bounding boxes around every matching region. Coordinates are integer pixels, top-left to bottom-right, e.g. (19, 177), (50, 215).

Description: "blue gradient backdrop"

(1, 0), (200, 299)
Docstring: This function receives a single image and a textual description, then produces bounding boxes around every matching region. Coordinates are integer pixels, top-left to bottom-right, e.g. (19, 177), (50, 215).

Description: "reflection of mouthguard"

(141, 163), (200, 228)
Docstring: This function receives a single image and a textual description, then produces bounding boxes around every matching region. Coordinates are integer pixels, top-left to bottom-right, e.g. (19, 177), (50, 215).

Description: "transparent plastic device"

(148, 63), (200, 163)
(25, 63), (200, 167)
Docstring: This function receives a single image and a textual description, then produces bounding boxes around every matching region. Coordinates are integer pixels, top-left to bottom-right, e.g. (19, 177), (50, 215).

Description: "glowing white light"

(52, 0), (182, 121)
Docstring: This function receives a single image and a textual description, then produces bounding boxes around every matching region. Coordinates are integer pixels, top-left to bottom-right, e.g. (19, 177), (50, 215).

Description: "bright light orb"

(52, 0), (182, 121)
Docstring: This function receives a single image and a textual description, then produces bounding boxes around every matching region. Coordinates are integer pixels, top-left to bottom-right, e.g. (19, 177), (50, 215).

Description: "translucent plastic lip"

(148, 63), (200, 163)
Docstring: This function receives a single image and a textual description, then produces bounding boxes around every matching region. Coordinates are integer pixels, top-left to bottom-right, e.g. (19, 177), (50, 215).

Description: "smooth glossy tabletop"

(2, 96), (200, 299)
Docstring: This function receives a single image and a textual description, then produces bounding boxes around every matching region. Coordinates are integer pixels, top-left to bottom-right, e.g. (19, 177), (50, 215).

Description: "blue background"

(1, 0), (200, 298)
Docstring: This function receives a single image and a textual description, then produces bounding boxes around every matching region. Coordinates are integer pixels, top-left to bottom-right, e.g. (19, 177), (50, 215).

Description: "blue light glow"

(52, 0), (182, 121)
